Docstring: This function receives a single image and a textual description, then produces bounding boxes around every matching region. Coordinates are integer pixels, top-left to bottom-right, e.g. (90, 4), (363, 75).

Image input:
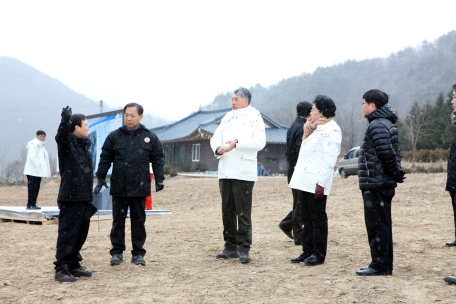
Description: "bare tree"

(0, 146), (8, 180)
(5, 160), (24, 181)
(403, 99), (432, 167)
(48, 152), (58, 177)
(275, 99), (300, 126)
(336, 99), (365, 153)
(20, 147), (27, 163)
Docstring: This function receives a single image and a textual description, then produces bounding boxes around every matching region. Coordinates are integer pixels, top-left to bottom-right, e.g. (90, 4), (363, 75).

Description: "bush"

(193, 162), (207, 172)
(401, 148), (450, 163)
(179, 163), (192, 172)
(164, 164), (178, 177)
(403, 165), (445, 174)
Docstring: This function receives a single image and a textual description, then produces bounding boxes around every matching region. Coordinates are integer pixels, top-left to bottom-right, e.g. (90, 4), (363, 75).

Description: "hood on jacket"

(27, 138), (44, 149)
(367, 104), (398, 124)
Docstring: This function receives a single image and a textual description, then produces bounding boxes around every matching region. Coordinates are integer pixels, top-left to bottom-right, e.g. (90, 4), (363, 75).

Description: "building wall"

(258, 143), (288, 174)
(162, 140), (287, 174)
(162, 140), (219, 171)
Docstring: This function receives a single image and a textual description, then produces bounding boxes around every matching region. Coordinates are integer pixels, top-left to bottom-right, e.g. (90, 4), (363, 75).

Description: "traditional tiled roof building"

(151, 108), (289, 174)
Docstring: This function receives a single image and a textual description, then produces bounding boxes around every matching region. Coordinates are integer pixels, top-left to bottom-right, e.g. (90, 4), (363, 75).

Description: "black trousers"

(299, 190), (328, 260)
(449, 192), (456, 239)
(279, 167), (303, 244)
(279, 188), (303, 244)
(362, 189), (395, 272)
(26, 175), (42, 208)
(219, 179), (254, 253)
(54, 201), (92, 269)
(110, 196), (147, 256)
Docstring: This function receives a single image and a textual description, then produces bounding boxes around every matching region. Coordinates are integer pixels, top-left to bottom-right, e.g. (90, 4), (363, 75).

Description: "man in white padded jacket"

(210, 87), (266, 264)
(23, 130), (51, 209)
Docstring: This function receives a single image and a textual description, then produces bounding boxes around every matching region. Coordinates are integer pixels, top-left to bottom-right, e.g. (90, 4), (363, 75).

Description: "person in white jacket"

(289, 95), (342, 266)
(210, 87), (266, 263)
(23, 130), (51, 209)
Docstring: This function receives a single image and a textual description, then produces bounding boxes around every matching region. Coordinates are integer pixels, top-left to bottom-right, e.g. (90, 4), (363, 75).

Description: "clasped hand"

(217, 140), (236, 154)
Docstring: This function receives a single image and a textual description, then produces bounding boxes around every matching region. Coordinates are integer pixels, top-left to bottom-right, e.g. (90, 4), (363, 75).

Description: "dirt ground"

(1, 173), (456, 303)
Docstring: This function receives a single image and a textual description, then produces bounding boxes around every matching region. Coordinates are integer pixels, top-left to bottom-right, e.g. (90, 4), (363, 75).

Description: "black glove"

(89, 203), (99, 217)
(396, 169), (406, 183)
(156, 182), (164, 192)
(61, 106), (72, 123)
(94, 179), (108, 195)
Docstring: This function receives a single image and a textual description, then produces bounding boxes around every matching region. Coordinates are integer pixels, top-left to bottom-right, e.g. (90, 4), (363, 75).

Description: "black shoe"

(216, 250), (239, 259)
(110, 253), (123, 266)
(291, 253), (308, 263)
(304, 254), (324, 266)
(444, 274), (456, 285)
(26, 205), (41, 210)
(278, 225), (293, 240)
(70, 266), (92, 277)
(131, 255), (146, 266)
(239, 251), (251, 263)
(55, 264), (77, 282)
(446, 240), (456, 246)
(356, 267), (392, 276)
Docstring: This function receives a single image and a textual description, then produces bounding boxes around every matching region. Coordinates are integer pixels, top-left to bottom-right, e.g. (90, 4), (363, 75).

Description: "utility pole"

(100, 100), (103, 113)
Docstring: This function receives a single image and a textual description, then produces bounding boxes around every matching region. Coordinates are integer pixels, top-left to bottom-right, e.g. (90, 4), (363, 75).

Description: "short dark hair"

(363, 89), (389, 109)
(297, 101), (312, 117)
(70, 114), (87, 132)
(124, 103), (144, 115)
(453, 83), (456, 91)
(233, 87), (252, 105)
(314, 95), (336, 118)
(36, 130), (46, 136)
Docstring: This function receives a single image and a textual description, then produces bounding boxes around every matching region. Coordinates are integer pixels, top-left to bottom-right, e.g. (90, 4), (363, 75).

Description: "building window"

(192, 144), (200, 162)
(266, 158), (278, 163)
(175, 145), (186, 167)
(165, 146), (173, 165)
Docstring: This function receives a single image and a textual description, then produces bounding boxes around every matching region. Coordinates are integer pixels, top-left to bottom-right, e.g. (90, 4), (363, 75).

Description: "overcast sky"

(1, 1), (455, 120)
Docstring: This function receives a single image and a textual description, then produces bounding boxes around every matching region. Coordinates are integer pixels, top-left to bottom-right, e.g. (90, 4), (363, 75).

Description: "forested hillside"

(203, 30), (456, 152)
(0, 56), (167, 179)
(0, 56), (103, 174)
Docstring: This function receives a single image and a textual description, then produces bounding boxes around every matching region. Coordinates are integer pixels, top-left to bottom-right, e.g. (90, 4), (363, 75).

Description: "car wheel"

(340, 168), (348, 179)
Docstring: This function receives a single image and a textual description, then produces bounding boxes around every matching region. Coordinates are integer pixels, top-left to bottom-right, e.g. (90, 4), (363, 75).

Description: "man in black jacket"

(443, 84), (456, 285)
(94, 103), (165, 267)
(279, 101), (312, 246)
(356, 90), (405, 276)
(54, 107), (96, 282)
(445, 84), (456, 247)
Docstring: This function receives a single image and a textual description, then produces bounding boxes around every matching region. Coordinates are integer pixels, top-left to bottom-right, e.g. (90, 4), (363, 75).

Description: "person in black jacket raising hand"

(54, 106), (96, 282)
(356, 90), (406, 277)
(94, 103), (164, 267)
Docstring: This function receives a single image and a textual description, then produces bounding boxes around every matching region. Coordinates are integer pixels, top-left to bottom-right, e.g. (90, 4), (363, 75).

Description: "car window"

(354, 149), (359, 157)
(346, 150), (354, 159)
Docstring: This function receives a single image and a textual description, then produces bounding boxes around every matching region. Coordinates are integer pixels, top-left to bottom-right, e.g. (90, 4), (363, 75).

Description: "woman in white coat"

(23, 130), (51, 209)
(289, 95), (342, 266)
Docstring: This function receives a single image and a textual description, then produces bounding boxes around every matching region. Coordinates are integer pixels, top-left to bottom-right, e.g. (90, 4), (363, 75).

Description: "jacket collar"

(32, 138), (45, 147)
(70, 133), (91, 147)
(120, 123), (146, 134)
(296, 116), (306, 123)
(315, 120), (338, 132)
(224, 105), (254, 121)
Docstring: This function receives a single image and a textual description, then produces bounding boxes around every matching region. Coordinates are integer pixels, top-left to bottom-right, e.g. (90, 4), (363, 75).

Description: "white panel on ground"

(0, 206), (171, 222)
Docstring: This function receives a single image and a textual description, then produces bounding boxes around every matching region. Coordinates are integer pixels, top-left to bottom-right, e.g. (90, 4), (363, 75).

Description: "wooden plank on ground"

(0, 218), (58, 225)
